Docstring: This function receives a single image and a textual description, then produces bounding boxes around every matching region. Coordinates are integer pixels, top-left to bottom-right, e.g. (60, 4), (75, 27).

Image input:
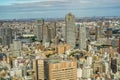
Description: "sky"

(0, 0), (120, 19)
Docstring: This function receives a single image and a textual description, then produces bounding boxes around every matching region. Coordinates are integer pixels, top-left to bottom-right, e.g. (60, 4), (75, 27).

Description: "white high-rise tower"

(65, 13), (76, 48)
(78, 24), (87, 50)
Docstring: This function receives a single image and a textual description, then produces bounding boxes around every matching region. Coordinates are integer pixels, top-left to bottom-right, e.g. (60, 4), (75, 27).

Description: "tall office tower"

(33, 59), (44, 80)
(0, 37), (2, 45)
(47, 27), (53, 44)
(65, 13), (76, 48)
(106, 28), (112, 38)
(78, 24), (87, 50)
(53, 22), (57, 38)
(86, 27), (90, 38)
(36, 19), (44, 44)
(45, 60), (77, 80)
(0, 27), (13, 47)
(10, 40), (21, 57)
(97, 21), (103, 38)
(105, 21), (110, 28)
(46, 23), (57, 45)
(76, 24), (80, 47)
(95, 26), (100, 41)
(118, 38), (120, 54)
(46, 25), (50, 42)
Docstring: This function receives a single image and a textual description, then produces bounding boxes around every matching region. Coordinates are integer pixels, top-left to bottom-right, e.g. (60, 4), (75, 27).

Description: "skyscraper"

(106, 28), (112, 38)
(10, 40), (21, 57)
(36, 19), (44, 44)
(48, 27), (52, 44)
(65, 13), (76, 48)
(78, 24), (87, 50)
(118, 38), (120, 54)
(95, 26), (100, 41)
(47, 22), (57, 45)
(0, 27), (13, 47)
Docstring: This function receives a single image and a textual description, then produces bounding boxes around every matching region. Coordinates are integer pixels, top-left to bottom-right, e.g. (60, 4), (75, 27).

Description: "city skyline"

(0, 12), (120, 79)
(0, 0), (120, 19)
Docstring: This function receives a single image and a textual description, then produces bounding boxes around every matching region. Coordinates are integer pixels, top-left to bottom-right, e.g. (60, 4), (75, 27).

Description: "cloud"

(0, 0), (120, 14)
(0, 0), (120, 19)
(1, 0), (120, 8)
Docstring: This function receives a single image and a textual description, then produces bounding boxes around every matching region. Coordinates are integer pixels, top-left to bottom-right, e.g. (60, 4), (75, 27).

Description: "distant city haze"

(0, 0), (120, 19)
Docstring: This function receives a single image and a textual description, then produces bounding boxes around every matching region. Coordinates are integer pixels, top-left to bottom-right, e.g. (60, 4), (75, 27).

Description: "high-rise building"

(54, 22), (57, 38)
(47, 27), (52, 43)
(0, 37), (2, 45)
(36, 19), (44, 44)
(46, 23), (57, 46)
(65, 13), (76, 48)
(33, 59), (44, 80)
(51, 22), (57, 39)
(10, 40), (22, 57)
(118, 38), (120, 54)
(45, 60), (77, 80)
(97, 21), (103, 37)
(106, 28), (112, 38)
(95, 26), (100, 41)
(78, 24), (87, 50)
(0, 27), (13, 47)
(95, 21), (104, 40)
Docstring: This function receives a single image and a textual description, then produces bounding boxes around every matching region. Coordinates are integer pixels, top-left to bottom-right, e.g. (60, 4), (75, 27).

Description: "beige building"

(56, 44), (71, 54)
(47, 60), (77, 80)
(33, 59), (44, 80)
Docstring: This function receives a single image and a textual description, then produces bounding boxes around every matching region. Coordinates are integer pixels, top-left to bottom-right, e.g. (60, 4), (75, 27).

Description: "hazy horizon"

(0, 0), (120, 19)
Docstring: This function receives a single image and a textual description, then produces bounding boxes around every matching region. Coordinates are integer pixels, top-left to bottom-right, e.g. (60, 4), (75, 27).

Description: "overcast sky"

(0, 0), (120, 19)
